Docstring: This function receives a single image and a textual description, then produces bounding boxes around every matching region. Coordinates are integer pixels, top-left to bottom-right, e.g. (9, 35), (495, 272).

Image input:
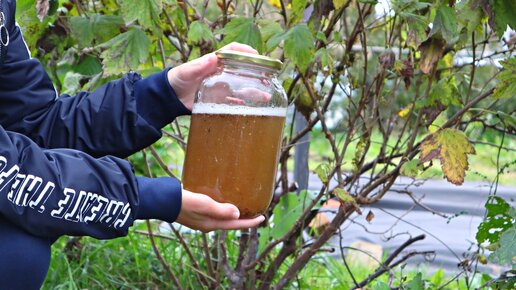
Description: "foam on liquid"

(192, 103), (287, 117)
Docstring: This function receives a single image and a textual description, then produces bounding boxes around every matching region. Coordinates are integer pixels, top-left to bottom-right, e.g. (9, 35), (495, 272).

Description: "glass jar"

(182, 51), (288, 218)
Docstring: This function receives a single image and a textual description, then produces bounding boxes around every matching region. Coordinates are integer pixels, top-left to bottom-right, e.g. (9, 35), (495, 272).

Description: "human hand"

(176, 189), (265, 233)
(167, 42), (258, 110)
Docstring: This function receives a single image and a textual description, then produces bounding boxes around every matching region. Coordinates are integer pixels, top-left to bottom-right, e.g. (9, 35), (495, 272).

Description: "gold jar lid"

(215, 50), (283, 71)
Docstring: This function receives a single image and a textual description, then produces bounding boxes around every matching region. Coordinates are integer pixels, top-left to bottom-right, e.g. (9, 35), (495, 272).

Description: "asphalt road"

(305, 174), (516, 274)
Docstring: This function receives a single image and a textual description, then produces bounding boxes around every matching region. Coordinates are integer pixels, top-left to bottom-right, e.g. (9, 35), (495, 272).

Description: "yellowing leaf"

(333, 0), (347, 10)
(398, 104), (413, 118)
(418, 37), (445, 74)
(268, 0), (281, 9)
(419, 129), (476, 185)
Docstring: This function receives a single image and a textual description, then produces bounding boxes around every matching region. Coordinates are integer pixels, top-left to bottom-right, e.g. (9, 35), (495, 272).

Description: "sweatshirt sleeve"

(0, 125), (182, 240)
(0, 0), (190, 158)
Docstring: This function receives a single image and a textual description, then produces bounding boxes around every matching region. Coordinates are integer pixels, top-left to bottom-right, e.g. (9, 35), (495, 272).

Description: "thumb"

(208, 202), (241, 220)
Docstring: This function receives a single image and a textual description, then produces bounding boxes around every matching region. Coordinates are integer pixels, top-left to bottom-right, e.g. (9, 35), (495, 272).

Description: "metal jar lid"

(215, 50), (283, 71)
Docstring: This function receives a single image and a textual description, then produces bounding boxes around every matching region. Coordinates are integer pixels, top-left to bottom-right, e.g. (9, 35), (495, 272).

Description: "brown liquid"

(182, 112), (285, 218)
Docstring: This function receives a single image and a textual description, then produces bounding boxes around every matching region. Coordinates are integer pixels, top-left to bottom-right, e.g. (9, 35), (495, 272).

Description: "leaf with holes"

(419, 128), (475, 185)
(99, 28), (150, 76)
(477, 196), (514, 244)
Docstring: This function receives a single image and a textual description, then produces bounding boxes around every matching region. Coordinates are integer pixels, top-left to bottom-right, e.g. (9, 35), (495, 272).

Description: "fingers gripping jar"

(182, 51), (288, 218)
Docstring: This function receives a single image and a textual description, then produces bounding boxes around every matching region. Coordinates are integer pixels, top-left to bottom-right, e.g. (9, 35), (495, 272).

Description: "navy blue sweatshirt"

(0, 0), (190, 239)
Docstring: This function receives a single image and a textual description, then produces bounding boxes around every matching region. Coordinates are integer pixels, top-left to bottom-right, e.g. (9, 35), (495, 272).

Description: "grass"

(43, 226), (502, 289)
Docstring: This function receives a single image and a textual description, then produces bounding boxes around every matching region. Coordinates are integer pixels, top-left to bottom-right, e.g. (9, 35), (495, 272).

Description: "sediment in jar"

(183, 103), (286, 218)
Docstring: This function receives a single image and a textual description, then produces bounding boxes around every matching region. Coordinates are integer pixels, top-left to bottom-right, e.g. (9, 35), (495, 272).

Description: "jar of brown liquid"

(182, 51), (287, 218)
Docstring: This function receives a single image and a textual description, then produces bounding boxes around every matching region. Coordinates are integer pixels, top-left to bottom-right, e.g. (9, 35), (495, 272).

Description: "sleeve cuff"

(135, 176), (182, 223)
(134, 69), (191, 130)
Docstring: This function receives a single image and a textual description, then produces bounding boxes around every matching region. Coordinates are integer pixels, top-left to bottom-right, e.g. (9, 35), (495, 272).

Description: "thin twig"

(146, 221), (184, 289)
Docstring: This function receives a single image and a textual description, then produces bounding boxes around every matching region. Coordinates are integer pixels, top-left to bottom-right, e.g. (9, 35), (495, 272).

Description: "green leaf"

(15, 0), (52, 49)
(99, 28), (150, 76)
(219, 18), (263, 53)
(490, 226), (516, 269)
(419, 128), (476, 185)
(170, 6), (187, 32)
(290, 0), (308, 24)
(493, 57), (516, 100)
(314, 163), (331, 184)
(284, 24), (315, 72)
(492, 0), (516, 38)
(120, 0), (162, 29)
(62, 72), (83, 95)
(188, 21), (214, 45)
(456, 0), (484, 35)
(334, 188), (356, 206)
(430, 269), (445, 288)
(497, 111), (516, 130)
(407, 273), (424, 290)
(315, 48), (333, 74)
(429, 5), (458, 45)
(266, 31), (287, 51)
(74, 55), (103, 76)
(401, 159), (424, 178)
(69, 15), (124, 48)
(271, 190), (317, 239)
(477, 196), (514, 244)
(373, 281), (390, 290)
(258, 20), (283, 44)
(316, 31), (328, 44)
(428, 76), (461, 107)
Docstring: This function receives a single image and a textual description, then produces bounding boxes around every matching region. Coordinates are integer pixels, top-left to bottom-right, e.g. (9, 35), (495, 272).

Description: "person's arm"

(0, 125), (265, 238)
(0, 0), (189, 158)
(0, 124), (183, 239)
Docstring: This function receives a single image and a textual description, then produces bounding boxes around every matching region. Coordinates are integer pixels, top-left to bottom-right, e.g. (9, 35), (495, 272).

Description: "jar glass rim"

(215, 51), (283, 71)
